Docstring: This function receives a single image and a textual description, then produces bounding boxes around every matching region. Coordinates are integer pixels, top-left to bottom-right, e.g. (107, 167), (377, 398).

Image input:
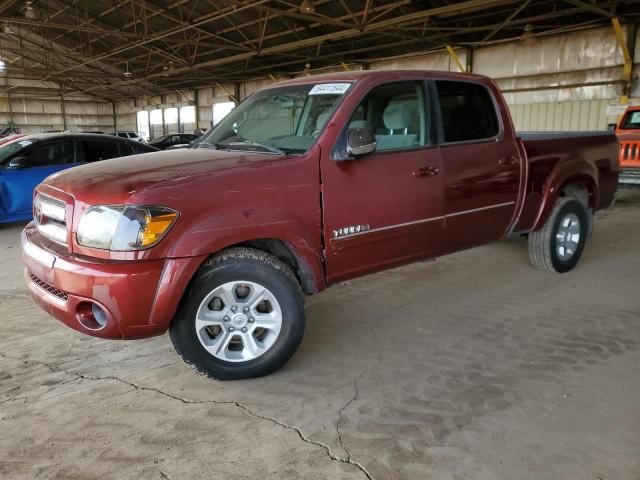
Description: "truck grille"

(620, 141), (640, 166)
(29, 273), (68, 301)
(34, 194), (68, 247)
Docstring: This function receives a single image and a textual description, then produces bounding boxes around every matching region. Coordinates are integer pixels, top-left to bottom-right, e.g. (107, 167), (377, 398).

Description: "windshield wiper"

(218, 140), (285, 155)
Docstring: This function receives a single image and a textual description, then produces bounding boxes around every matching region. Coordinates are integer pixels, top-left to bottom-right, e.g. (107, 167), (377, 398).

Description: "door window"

(27, 141), (75, 167)
(349, 82), (427, 152)
(435, 81), (499, 143)
(82, 140), (121, 162)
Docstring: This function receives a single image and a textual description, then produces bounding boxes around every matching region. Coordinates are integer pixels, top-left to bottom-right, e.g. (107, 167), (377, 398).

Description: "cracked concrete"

(0, 352), (373, 480)
(1, 189), (640, 480)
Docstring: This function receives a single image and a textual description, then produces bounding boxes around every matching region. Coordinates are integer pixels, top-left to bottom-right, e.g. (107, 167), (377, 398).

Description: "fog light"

(76, 302), (108, 330)
(91, 304), (107, 328)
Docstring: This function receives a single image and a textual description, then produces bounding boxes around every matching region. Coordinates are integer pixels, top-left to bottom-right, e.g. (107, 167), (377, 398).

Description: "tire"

(170, 248), (305, 380)
(528, 197), (588, 273)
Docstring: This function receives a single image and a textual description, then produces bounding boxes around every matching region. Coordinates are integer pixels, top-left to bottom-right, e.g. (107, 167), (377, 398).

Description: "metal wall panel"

(506, 98), (628, 131)
(370, 50), (464, 72)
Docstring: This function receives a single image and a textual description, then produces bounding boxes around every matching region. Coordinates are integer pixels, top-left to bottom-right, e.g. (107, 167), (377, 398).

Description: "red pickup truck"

(21, 71), (618, 380)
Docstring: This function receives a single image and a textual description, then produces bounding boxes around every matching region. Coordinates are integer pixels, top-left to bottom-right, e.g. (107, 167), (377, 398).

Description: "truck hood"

(43, 148), (282, 203)
(617, 131), (640, 141)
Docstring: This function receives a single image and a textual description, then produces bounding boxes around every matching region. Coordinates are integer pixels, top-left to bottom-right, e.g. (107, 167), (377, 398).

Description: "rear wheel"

(170, 248), (305, 380)
(528, 197), (588, 273)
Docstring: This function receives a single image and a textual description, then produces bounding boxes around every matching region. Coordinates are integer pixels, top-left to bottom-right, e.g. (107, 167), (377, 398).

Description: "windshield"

(0, 138), (36, 165)
(620, 111), (640, 130)
(198, 82), (351, 154)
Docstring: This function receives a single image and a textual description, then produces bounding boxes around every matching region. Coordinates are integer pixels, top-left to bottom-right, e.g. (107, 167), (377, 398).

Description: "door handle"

(498, 156), (519, 166)
(413, 165), (439, 177)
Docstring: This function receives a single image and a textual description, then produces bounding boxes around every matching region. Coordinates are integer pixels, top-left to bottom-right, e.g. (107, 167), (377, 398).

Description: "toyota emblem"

(34, 198), (43, 224)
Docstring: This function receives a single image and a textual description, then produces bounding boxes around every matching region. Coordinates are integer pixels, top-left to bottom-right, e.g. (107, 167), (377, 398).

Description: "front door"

(434, 80), (522, 251)
(0, 140), (76, 220)
(321, 80), (445, 283)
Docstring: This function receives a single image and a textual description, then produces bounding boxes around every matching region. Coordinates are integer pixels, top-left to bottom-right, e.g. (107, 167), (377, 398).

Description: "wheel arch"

(224, 238), (319, 294)
(166, 208), (325, 294)
(532, 159), (598, 231)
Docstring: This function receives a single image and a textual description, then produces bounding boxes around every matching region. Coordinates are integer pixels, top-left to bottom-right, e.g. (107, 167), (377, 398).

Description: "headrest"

(383, 102), (411, 130)
(316, 112), (330, 130)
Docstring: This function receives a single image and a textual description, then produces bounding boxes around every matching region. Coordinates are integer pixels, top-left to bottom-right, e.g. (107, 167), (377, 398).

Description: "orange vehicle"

(616, 106), (640, 185)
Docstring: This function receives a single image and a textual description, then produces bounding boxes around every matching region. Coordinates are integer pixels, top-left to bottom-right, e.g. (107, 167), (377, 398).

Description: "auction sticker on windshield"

(309, 83), (351, 95)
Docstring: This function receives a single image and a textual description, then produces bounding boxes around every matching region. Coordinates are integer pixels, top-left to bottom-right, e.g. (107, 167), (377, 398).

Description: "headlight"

(77, 205), (178, 251)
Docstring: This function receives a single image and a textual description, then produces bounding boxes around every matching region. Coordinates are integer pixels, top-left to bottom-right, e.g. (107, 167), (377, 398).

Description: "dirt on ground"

(1, 190), (639, 480)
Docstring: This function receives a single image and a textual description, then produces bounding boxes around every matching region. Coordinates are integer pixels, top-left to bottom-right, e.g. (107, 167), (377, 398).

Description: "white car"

(108, 131), (144, 142)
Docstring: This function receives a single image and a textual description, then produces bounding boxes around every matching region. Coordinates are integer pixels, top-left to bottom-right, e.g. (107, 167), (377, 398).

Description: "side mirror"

(7, 156), (29, 169)
(347, 127), (376, 158)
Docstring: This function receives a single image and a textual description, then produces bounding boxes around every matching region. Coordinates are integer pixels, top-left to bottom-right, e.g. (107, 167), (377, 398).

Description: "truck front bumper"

(21, 224), (205, 339)
(619, 168), (640, 185)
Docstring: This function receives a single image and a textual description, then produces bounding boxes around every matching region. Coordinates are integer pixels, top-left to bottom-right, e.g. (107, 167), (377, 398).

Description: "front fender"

(532, 158), (598, 231)
(166, 208), (325, 291)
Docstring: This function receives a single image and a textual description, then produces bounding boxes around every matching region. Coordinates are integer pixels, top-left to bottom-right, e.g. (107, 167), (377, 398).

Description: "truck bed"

(512, 131), (619, 232)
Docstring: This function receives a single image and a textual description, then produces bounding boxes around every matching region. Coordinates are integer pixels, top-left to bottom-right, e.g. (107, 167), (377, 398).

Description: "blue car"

(0, 133), (157, 223)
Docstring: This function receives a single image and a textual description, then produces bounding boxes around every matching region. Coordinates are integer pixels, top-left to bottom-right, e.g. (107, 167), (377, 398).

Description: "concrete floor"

(1, 191), (639, 480)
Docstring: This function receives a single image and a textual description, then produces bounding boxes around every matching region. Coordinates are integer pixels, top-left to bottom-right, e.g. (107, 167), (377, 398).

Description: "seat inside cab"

(348, 82), (425, 151)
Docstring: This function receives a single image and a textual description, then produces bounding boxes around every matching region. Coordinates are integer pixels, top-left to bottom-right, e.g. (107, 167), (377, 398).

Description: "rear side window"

(28, 141), (75, 167)
(82, 140), (121, 162)
(436, 81), (499, 143)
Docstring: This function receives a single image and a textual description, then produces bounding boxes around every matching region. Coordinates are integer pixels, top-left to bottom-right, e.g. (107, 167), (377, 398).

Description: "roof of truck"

(273, 69), (491, 87)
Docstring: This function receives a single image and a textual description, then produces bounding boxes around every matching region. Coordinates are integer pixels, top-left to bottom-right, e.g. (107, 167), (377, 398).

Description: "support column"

(446, 45), (467, 73)
(161, 95), (166, 135)
(466, 47), (474, 74)
(60, 92), (67, 131)
(3, 69), (13, 128)
(194, 88), (200, 130)
(612, 17), (636, 105)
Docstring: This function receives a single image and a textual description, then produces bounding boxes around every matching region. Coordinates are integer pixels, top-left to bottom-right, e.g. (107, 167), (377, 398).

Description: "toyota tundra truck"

(21, 71), (619, 380)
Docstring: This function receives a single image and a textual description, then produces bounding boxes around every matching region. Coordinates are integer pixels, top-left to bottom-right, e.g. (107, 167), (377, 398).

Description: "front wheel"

(170, 248), (305, 380)
(528, 197), (588, 273)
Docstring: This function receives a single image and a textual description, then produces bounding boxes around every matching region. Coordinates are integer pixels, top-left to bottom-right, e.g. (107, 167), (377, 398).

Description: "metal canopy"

(0, 0), (637, 100)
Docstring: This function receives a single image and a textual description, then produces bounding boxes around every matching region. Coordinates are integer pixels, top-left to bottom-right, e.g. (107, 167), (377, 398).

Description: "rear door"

(79, 138), (123, 162)
(434, 80), (521, 251)
(0, 139), (76, 219)
(321, 80), (445, 283)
